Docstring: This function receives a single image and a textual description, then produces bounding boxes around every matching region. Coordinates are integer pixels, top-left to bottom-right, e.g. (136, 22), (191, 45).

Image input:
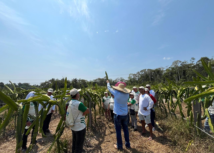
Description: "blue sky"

(0, 0), (214, 85)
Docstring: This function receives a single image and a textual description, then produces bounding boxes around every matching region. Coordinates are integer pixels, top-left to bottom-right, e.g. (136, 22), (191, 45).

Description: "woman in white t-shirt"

(108, 94), (114, 121)
(103, 92), (111, 120)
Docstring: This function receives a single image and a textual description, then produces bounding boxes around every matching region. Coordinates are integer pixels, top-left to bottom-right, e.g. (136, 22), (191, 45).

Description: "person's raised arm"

(106, 80), (116, 95)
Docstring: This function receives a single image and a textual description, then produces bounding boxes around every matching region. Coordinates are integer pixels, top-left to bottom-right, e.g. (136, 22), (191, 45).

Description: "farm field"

(0, 113), (173, 153)
(0, 59), (214, 153)
(1, 108), (213, 153)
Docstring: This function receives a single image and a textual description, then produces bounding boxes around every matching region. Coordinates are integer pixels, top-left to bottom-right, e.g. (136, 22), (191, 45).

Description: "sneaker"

(152, 127), (155, 131)
(114, 144), (123, 151)
(145, 124), (148, 128)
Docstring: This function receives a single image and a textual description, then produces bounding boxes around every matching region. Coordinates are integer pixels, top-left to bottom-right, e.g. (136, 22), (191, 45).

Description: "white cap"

(130, 93), (134, 96)
(146, 84), (150, 87)
(145, 88), (149, 91)
(70, 88), (81, 96)
(139, 86), (145, 89)
(48, 88), (53, 93)
(104, 92), (108, 94)
(133, 86), (137, 89)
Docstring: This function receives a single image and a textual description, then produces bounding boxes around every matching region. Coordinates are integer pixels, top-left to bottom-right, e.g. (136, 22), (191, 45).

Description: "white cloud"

(0, 1), (41, 44)
(163, 57), (172, 60)
(56, 0), (90, 20)
(152, 0), (173, 26)
(54, 0), (92, 36)
(152, 10), (165, 26)
(158, 0), (172, 6)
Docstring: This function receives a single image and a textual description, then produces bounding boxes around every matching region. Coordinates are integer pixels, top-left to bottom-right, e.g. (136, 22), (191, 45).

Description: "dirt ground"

(0, 99), (208, 153)
(0, 113), (174, 153)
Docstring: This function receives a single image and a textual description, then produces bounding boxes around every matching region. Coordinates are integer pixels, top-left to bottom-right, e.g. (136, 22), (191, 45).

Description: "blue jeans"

(204, 114), (214, 132)
(114, 114), (130, 149)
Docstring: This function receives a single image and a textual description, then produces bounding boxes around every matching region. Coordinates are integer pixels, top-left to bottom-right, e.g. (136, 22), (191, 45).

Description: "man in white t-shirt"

(22, 91), (41, 151)
(40, 88), (55, 135)
(68, 88), (89, 153)
(138, 86), (154, 140)
(146, 84), (155, 97)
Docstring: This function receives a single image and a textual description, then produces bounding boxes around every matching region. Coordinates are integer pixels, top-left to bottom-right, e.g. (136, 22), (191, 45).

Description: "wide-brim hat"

(115, 81), (127, 87)
(112, 83), (130, 94)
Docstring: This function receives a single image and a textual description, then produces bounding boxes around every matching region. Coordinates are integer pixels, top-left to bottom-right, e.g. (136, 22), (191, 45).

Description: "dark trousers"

(128, 112), (130, 125)
(110, 110), (114, 121)
(72, 128), (86, 153)
(22, 126), (35, 149)
(114, 114), (130, 149)
(43, 113), (52, 134)
(151, 109), (155, 127)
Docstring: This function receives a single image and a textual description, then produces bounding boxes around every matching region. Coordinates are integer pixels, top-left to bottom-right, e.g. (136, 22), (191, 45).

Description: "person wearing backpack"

(68, 88), (89, 153)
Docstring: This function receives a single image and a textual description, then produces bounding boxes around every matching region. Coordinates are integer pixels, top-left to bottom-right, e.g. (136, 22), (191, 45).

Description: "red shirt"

(149, 94), (156, 104)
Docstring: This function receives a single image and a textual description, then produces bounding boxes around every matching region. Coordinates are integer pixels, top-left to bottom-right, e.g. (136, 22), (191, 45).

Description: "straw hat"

(112, 83), (131, 93)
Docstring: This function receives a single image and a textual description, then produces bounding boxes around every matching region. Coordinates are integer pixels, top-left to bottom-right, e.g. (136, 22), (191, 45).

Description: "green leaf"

(4, 85), (14, 94)
(184, 80), (214, 85)
(0, 108), (14, 131)
(9, 81), (16, 94)
(0, 105), (9, 114)
(105, 71), (109, 80)
(0, 90), (18, 110)
(26, 94), (50, 102)
(184, 89), (214, 102)
(201, 58), (214, 80)
(192, 70), (208, 81)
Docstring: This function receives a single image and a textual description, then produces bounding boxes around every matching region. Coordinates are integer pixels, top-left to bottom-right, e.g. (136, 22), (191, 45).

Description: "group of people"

(22, 81), (156, 152)
(103, 81), (156, 151)
(21, 88), (89, 153)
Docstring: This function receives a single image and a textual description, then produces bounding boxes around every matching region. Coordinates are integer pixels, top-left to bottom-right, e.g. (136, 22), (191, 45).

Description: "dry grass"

(0, 106), (214, 153)
(155, 108), (214, 153)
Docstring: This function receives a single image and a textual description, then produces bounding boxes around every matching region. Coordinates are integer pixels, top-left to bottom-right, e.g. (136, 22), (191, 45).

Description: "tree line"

(1, 57), (214, 91)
